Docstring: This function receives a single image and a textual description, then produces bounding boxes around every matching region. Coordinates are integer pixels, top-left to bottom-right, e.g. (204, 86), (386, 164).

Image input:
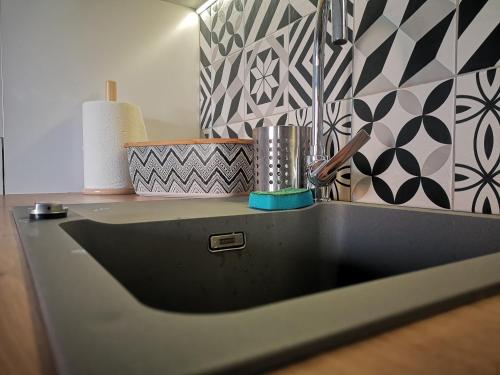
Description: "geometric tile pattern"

(213, 122), (251, 139)
(212, 122), (243, 138)
(212, 111), (289, 141)
(211, 124), (239, 138)
(244, 0), (289, 46)
(289, 2), (353, 110)
(200, 66), (212, 129)
(353, 0), (456, 96)
(244, 112), (288, 135)
(209, 113), (289, 140)
(211, 0), (245, 63)
(208, 125), (232, 138)
(454, 67), (500, 214)
(288, 100), (352, 201)
(200, 7), (212, 68)
(457, 0), (500, 74)
(323, 100), (352, 201)
(197, 0), (499, 210)
(351, 79), (455, 210)
(245, 28), (289, 120)
(212, 116), (290, 139)
(212, 51), (245, 126)
(228, 122), (251, 139)
(288, 106), (312, 128)
(127, 143), (254, 196)
(289, 0), (318, 21)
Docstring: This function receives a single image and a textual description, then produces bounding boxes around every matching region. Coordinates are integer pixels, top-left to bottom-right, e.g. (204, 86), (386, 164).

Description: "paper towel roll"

(82, 101), (147, 194)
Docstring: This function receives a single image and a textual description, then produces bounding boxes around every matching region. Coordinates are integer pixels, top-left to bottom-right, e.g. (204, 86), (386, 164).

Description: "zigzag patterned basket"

(125, 139), (254, 197)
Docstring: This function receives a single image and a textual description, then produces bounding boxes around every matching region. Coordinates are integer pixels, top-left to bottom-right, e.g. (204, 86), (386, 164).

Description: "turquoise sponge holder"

(248, 188), (314, 211)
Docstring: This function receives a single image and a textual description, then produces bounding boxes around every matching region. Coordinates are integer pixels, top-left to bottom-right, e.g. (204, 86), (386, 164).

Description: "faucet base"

(312, 186), (331, 202)
(306, 154), (331, 202)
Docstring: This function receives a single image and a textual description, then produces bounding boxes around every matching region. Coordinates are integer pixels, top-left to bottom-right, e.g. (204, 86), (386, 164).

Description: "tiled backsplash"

(198, 0), (500, 214)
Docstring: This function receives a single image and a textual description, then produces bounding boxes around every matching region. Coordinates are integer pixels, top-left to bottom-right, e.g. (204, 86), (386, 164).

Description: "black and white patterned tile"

(228, 122), (252, 139)
(288, 0), (355, 24)
(244, 0), (289, 46)
(212, 113), (289, 140)
(288, 106), (312, 127)
(210, 125), (224, 138)
(211, 0), (245, 63)
(212, 115), (287, 139)
(245, 28), (289, 120)
(353, 0), (456, 97)
(212, 50), (245, 127)
(200, 8), (212, 68)
(454, 67), (500, 214)
(232, 122), (256, 139)
(457, 0), (500, 74)
(244, 112), (288, 135)
(324, 100), (352, 200)
(289, 0), (318, 21)
(351, 79), (455, 209)
(212, 123), (249, 139)
(200, 66), (212, 129)
(288, 100), (352, 201)
(211, 123), (242, 138)
(288, 2), (353, 111)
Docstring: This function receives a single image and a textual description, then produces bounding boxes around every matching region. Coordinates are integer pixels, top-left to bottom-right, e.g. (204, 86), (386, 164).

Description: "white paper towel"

(82, 101), (147, 192)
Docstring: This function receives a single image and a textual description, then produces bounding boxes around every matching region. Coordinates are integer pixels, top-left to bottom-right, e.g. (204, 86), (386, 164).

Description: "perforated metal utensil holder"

(253, 126), (311, 192)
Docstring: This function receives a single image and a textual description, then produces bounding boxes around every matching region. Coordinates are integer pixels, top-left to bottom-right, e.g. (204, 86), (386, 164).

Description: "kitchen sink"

(13, 198), (500, 374)
(61, 203), (500, 314)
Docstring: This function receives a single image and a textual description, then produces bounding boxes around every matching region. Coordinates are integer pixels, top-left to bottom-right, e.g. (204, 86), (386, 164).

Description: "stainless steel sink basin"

(13, 198), (500, 374)
(61, 204), (500, 314)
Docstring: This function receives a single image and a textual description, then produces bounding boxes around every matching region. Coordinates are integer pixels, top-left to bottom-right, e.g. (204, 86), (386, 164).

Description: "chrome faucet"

(307, 0), (370, 201)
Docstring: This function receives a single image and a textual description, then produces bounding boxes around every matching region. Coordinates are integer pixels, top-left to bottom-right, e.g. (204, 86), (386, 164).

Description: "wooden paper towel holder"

(83, 80), (135, 195)
(106, 79), (117, 102)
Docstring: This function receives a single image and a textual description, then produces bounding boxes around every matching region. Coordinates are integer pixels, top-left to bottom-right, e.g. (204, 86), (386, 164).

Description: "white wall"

(1, 0), (199, 193)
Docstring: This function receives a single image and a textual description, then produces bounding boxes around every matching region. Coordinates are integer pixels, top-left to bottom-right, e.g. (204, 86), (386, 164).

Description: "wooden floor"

(1, 194), (499, 375)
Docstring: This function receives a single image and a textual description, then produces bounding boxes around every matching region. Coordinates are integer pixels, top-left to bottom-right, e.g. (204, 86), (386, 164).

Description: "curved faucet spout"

(308, 130), (370, 188)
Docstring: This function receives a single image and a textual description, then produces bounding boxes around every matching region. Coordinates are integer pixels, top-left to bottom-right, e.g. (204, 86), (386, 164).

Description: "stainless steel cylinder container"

(252, 126), (311, 192)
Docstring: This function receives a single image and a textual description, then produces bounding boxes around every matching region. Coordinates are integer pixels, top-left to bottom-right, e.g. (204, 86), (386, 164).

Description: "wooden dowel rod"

(106, 80), (117, 101)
